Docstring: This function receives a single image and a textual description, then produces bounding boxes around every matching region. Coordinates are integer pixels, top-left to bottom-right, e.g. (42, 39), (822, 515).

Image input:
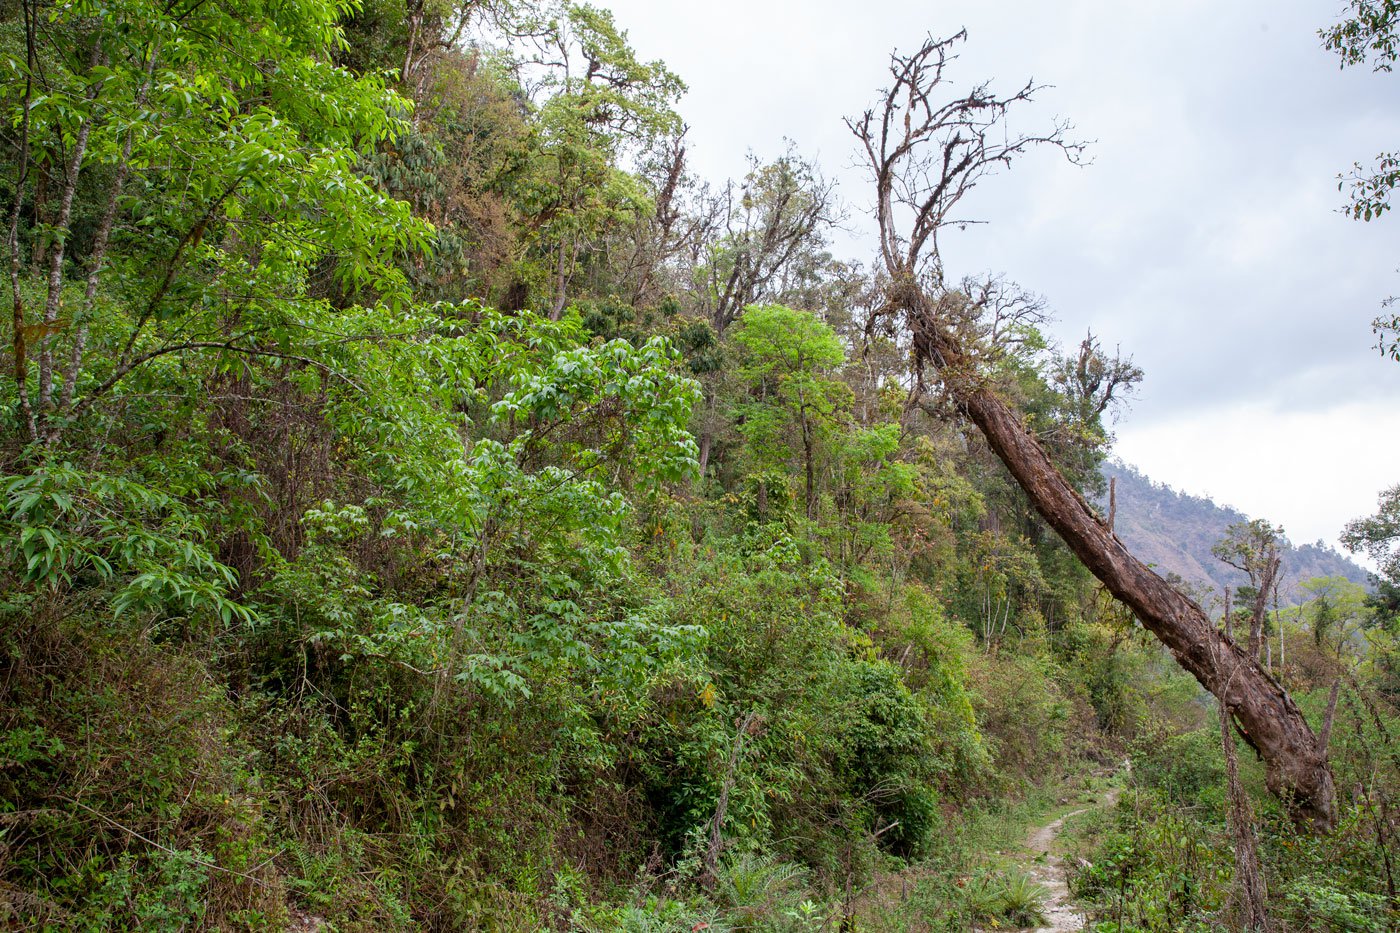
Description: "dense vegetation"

(1, 0), (1398, 929)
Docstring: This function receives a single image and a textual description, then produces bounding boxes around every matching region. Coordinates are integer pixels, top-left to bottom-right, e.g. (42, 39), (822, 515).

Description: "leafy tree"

(1343, 483), (1400, 586)
(828, 422), (918, 570)
(1048, 334), (1143, 462)
(516, 3), (684, 316)
(1298, 575), (1374, 657)
(1003, 329), (1140, 501)
(1321, 0), (1400, 358)
(361, 47), (535, 301)
(1213, 519), (1284, 660)
(683, 147), (840, 478)
(2, 0), (428, 446)
(730, 304), (850, 520)
(962, 529), (1047, 648)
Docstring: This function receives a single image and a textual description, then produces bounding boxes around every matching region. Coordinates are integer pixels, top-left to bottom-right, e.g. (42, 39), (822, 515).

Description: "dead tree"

(697, 147), (839, 339)
(1220, 589), (1272, 931)
(849, 31), (1337, 829)
(689, 147), (838, 476)
(620, 133), (712, 308)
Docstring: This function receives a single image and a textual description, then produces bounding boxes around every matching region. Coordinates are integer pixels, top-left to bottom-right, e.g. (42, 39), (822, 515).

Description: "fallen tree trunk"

(932, 327), (1336, 830)
(853, 31), (1337, 831)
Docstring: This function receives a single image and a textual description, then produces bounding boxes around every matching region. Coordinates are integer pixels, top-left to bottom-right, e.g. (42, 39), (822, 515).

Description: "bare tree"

(685, 146), (839, 477)
(850, 31), (1337, 829)
(1054, 332), (1144, 426)
(695, 146), (840, 337)
(615, 132), (719, 308)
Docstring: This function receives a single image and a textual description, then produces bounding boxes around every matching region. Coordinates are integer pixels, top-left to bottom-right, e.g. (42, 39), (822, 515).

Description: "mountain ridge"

(1099, 460), (1371, 605)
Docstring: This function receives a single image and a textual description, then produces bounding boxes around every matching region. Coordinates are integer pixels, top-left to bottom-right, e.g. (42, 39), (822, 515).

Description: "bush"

(1070, 796), (1230, 930)
(1283, 877), (1390, 932)
(961, 869), (1048, 928)
(1132, 728), (1225, 810)
(969, 651), (1073, 782)
(0, 620), (287, 930)
(832, 659), (942, 857)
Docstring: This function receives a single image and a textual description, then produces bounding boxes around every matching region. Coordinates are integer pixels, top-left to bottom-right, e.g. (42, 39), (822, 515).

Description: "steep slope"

(1100, 460), (1370, 604)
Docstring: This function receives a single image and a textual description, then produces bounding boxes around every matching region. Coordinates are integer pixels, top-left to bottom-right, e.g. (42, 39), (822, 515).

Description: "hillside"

(2, 2), (1397, 929)
(1101, 460), (1371, 603)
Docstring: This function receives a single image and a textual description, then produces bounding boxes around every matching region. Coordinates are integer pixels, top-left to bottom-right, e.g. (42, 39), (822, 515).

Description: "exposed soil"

(1022, 779), (1124, 932)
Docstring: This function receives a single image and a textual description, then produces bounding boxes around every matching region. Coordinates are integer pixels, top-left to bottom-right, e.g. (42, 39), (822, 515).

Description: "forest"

(2, 0), (1400, 929)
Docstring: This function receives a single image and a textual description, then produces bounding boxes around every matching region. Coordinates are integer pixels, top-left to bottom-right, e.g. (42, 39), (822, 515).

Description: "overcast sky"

(600, 0), (1400, 555)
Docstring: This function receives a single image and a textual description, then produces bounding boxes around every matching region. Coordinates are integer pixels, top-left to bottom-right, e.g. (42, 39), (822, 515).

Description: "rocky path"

(1022, 778), (1125, 932)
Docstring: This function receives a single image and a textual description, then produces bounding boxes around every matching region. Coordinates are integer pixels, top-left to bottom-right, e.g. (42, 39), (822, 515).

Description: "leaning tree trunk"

(922, 324), (1337, 830)
(852, 29), (1335, 830)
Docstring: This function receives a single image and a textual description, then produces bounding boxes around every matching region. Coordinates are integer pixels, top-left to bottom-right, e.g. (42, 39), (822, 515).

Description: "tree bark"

(1221, 590), (1272, 931)
(6, 0), (38, 442)
(927, 326), (1336, 829)
(550, 236), (570, 320)
(1249, 553), (1280, 664)
(1222, 679), (1273, 930)
(38, 38), (104, 410)
(58, 42), (159, 419)
(801, 415), (815, 520)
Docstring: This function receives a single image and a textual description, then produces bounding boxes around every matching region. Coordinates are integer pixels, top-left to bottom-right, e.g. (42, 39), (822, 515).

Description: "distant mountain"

(1099, 460), (1371, 605)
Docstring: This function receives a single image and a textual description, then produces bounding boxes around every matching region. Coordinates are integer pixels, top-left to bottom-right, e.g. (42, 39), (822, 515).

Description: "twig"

(64, 798), (274, 888)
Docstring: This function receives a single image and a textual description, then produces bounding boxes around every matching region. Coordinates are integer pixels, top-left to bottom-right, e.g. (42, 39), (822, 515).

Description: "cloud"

(600, 0), (1400, 538)
(1115, 397), (1400, 550)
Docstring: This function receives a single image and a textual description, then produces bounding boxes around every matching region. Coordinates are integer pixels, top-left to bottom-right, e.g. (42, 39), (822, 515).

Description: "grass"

(848, 763), (1123, 931)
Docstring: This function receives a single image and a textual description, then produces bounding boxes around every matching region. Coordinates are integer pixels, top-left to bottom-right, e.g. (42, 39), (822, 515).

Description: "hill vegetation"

(1, 1), (1398, 930)
(1102, 461), (1371, 604)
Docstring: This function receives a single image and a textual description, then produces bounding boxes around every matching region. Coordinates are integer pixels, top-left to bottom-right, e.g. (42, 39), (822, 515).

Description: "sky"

(599, 0), (1400, 556)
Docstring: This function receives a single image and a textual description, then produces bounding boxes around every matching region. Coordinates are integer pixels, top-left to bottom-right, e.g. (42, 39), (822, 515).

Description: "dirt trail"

(1022, 778), (1125, 932)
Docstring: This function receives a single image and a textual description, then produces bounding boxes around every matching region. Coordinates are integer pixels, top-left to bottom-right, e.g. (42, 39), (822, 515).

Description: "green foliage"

(10, 1), (1382, 927)
(1132, 728), (1226, 810)
(712, 852), (823, 932)
(833, 659), (942, 856)
(730, 304), (851, 517)
(1, 463), (251, 626)
(576, 896), (728, 933)
(1068, 673), (1400, 932)
(1070, 799), (1231, 931)
(970, 651), (1074, 781)
(0, 623), (288, 930)
(511, 3), (684, 310)
(1291, 575), (1374, 656)
(960, 869), (1049, 928)
(1322, 0), (1400, 72)
(1344, 483), (1400, 585)
(1283, 876), (1390, 932)
(877, 584), (991, 788)
(1056, 621), (1148, 735)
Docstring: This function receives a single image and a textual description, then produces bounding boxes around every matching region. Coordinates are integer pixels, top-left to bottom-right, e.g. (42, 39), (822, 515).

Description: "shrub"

(1132, 728), (1225, 811)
